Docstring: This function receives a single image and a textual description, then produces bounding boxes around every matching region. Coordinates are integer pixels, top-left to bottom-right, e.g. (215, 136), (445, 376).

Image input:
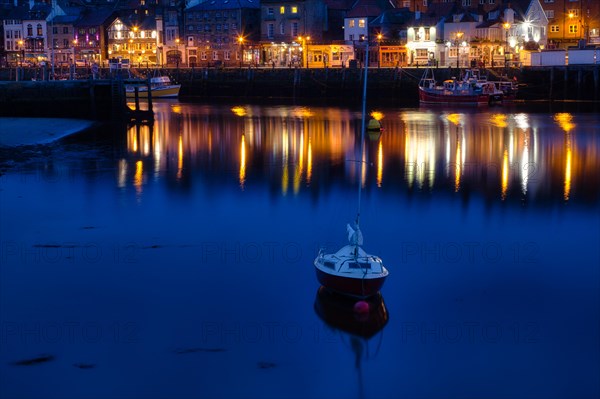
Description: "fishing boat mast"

(356, 38), (370, 229)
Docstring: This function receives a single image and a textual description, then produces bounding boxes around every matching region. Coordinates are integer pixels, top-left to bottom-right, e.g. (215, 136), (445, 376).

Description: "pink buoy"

(353, 300), (370, 315)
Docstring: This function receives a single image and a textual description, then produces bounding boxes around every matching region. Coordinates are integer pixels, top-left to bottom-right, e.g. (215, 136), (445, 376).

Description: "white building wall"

(344, 17), (368, 42)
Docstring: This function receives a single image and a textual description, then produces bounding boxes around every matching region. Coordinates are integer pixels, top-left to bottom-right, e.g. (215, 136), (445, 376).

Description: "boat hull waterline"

(418, 88), (491, 106)
(126, 85), (181, 99)
(314, 267), (387, 298)
(314, 241), (389, 299)
(418, 68), (508, 106)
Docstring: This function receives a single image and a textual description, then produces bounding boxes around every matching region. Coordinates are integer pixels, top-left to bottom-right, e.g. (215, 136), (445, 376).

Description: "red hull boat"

(418, 68), (504, 106)
(315, 266), (387, 298)
(418, 88), (492, 106)
(314, 226), (389, 299)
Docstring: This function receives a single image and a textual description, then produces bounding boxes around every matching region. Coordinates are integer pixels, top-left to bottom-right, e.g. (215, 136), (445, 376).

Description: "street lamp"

(72, 39), (77, 65)
(503, 22), (511, 67)
(298, 35), (310, 68)
(175, 38), (181, 67)
(455, 31), (463, 68)
(377, 33), (382, 68)
(237, 36), (244, 67)
(18, 40), (24, 66)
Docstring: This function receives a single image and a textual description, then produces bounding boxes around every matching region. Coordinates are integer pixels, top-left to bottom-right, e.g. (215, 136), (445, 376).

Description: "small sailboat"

(314, 38), (389, 299)
(314, 224), (388, 298)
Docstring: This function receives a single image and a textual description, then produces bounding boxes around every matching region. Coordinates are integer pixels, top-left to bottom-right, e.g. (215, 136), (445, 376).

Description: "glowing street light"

(377, 33), (383, 68)
(72, 39), (77, 65)
(298, 35), (310, 68)
(18, 40), (24, 66)
(237, 36), (244, 67)
(455, 31), (463, 68)
(503, 22), (511, 67)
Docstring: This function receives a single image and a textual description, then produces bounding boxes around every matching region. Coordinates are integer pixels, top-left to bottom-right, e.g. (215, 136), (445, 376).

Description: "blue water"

(1, 103), (599, 398)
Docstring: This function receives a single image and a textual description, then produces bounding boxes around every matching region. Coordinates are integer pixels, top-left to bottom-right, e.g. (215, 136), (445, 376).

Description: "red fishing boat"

(418, 68), (504, 106)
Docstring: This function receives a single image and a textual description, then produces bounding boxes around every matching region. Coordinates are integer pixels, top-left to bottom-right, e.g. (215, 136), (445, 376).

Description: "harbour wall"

(0, 79), (114, 120)
(0, 66), (598, 119)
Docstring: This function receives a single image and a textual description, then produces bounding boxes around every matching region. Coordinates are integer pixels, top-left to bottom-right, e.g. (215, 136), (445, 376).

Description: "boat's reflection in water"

(314, 286), (388, 337)
(314, 286), (389, 398)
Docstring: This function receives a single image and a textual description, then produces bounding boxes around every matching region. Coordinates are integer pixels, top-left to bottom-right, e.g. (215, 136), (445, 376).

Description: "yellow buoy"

(367, 119), (381, 131)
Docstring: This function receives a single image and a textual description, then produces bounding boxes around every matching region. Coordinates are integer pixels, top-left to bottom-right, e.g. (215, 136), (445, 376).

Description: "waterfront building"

(155, 0), (184, 67)
(405, 10), (442, 66)
(23, 2), (50, 63)
(542, 0), (600, 48)
(107, 13), (159, 66)
(72, 7), (114, 66)
(49, 13), (79, 65)
(2, 6), (28, 66)
(496, 0), (548, 54)
(345, 0), (396, 66)
(259, 0), (328, 67)
(409, 0), (549, 67)
(184, 0), (260, 67)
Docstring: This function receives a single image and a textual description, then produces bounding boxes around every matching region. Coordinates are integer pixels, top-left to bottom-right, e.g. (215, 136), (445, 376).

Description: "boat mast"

(356, 38), (369, 229)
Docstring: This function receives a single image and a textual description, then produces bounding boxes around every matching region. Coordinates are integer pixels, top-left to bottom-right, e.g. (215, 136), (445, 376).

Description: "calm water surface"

(1, 102), (599, 398)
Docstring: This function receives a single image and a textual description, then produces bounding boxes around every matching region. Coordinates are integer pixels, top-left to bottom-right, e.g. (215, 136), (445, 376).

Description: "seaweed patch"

(11, 354), (55, 366)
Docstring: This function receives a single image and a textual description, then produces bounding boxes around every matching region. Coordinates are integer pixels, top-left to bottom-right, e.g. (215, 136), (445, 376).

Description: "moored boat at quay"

(418, 68), (505, 106)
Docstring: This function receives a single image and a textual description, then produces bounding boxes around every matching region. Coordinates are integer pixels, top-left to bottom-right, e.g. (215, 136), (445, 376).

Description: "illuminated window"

(567, 9), (579, 17)
(292, 6), (298, 13)
(358, 19), (365, 28)
(349, 20), (355, 28)
(280, 6), (285, 14)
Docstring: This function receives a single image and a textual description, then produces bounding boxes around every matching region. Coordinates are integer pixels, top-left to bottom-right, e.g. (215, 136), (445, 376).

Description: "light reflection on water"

(1, 102), (599, 399)
(121, 103), (600, 206)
